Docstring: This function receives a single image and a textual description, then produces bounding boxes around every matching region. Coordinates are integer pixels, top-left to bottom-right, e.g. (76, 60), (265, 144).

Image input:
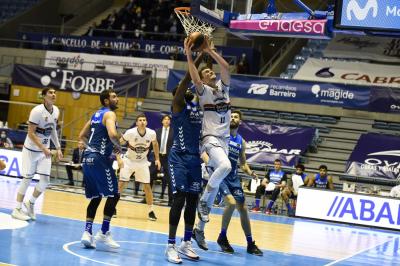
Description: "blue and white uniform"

(313, 173), (328, 189)
(219, 134), (245, 203)
(82, 107), (118, 198)
(169, 102), (202, 194)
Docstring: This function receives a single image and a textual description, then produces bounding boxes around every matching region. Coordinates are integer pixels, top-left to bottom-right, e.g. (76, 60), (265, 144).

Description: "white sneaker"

(178, 240), (199, 261)
(165, 244), (182, 264)
(23, 201), (36, 220)
(95, 231), (120, 251)
(81, 231), (96, 248)
(11, 208), (30, 221)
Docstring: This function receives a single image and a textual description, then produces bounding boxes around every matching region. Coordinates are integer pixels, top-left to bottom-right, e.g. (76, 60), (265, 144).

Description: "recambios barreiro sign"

(296, 187), (400, 230)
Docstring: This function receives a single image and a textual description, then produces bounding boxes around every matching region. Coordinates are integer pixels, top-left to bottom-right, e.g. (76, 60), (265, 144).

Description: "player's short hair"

(41, 87), (54, 96)
(136, 113), (147, 122)
(295, 163), (305, 171)
(161, 114), (171, 122)
(99, 89), (116, 106)
(198, 66), (210, 79)
(274, 159), (281, 164)
(231, 110), (242, 120)
(319, 164), (328, 171)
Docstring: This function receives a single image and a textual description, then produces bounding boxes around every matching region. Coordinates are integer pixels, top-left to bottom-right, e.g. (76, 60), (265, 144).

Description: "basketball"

(189, 32), (206, 51)
(0, 160), (5, 170)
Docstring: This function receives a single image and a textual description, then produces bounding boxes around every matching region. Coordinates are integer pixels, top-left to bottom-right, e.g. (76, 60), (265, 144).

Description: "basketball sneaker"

(265, 209), (272, 215)
(178, 240), (199, 260)
(217, 235), (234, 254)
(95, 231), (120, 251)
(148, 211), (157, 221)
(165, 244), (182, 264)
(81, 231), (95, 248)
(197, 200), (210, 223)
(192, 228), (208, 250)
(23, 200), (36, 220)
(11, 208), (30, 221)
(247, 241), (263, 256)
(250, 206), (261, 212)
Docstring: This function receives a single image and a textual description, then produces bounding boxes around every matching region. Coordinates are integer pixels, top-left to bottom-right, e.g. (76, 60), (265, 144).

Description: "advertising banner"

(336, 0), (400, 32)
(294, 58), (400, 88)
(144, 111), (314, 167)
(0, 148), (23, 178)
(346, 133), (400, 179)
(44, 51), (174, 79)
(21, 33), (259, 74)
(369, 87), (400, 113)
(296, 187), (400, 230)
(324, 35), (400, 63)
(167, 69), (371, 110)
(230, 19), (328, 37)
(12, 64), (148, 97)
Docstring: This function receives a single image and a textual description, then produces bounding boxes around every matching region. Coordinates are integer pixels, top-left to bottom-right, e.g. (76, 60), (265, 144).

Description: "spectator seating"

(0, 0), (38, 24)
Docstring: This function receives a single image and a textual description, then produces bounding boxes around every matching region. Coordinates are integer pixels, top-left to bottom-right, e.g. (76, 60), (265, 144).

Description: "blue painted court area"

(0, 208), (331, 266)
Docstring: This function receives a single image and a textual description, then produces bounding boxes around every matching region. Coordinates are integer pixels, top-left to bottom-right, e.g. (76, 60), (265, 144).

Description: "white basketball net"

(174, 8), (215, 38)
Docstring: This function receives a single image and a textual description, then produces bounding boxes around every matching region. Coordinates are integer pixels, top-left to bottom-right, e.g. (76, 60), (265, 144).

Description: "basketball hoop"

(174, 7), (215, 38)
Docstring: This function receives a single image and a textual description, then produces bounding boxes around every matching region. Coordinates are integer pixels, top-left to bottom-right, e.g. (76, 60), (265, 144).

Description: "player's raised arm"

(185, 38), (203, 94)
(203, 38), (230, 86)
(172, 52), (204, 113)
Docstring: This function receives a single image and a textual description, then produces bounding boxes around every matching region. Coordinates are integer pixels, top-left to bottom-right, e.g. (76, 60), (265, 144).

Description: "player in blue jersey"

(165, 49), (204, 264)
(307, 165), (334, 189)
(251, 159), (288, 214)
(193, 110), (263, 256)
(79, 89), (123, 251)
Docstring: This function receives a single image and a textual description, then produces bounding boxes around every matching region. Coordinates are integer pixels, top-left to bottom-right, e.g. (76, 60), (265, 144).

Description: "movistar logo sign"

(346, 0), (378, 21)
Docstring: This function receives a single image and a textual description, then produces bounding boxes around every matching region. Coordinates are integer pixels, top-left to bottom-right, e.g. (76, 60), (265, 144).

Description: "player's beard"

(230, 121), (239, 129)
(109, 103), (118, 111)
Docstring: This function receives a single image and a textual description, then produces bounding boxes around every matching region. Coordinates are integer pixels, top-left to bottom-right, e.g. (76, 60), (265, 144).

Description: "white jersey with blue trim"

(198, 80), (231, 138)
(24, 104), (60, 151)
(123, 127), (156, 161)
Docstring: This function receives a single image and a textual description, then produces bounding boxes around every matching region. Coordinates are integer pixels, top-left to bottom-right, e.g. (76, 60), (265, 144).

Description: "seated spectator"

(307, 165), (334, 189)
(251, 159), (288, 214)
(281, 163), (308, 216)
(236, 53), (249, 74)
(65, 141), (85, 186)
(0, 130), (14, 149)
(84, 22), (98, 37)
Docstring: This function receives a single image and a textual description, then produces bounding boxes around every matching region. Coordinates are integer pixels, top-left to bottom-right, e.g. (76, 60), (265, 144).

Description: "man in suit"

(65, 140), (85, 186)
(155, 114), (174, 205)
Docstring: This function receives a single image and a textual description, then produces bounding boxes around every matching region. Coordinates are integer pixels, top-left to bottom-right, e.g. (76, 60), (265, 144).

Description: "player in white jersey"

(12, 88), (63, 221)
(185, 37), (232, 223)
(118, 113), (161, 221)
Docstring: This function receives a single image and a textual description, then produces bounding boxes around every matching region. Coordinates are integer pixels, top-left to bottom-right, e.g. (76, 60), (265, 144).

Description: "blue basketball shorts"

(82, 152), (118, 199)
(219, 174), (245, 204)
(168, 149), (202, 194)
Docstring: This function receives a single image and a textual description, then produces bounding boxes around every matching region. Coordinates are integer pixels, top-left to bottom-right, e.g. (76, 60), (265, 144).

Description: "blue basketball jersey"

(171, 102), (202, 154)
(314, 173), (328, 189)
(226, 133), (243, 180)
(86, 107), (114, 157)
(268, 170), (286, 185)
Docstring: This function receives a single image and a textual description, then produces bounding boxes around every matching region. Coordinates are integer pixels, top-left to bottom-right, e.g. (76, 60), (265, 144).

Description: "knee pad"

(18, 177), (32, 195)
(35, 175), (50, 193)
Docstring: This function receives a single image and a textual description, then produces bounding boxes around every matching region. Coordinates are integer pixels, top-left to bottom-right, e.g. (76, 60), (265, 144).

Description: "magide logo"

(258, 20), (325, 34)
(391, 104), (400, 110)
(346, 0), (378, 21)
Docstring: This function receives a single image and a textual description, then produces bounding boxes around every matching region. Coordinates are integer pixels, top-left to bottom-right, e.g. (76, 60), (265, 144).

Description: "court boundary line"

(323, 237), (399, 266)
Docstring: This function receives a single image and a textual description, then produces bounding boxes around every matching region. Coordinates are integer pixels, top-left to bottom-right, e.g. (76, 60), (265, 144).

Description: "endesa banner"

(0, 148), (23, 178)
(12, 64), (148, 97)
(324, 35), (400, 63)
(167, 70), (371, 110)
(294, 58), (400, 88)
(230, 19), (328, 37)
(21, 33), (259, 74)
(144, 111), (314, 167)
(346, 133), (400, 179)
(44, 51), (174, 79)
(296, 187), (400, 230)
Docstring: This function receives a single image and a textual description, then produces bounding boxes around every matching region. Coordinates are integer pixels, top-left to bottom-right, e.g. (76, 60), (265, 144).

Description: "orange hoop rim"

(174, 7), (191, 15)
